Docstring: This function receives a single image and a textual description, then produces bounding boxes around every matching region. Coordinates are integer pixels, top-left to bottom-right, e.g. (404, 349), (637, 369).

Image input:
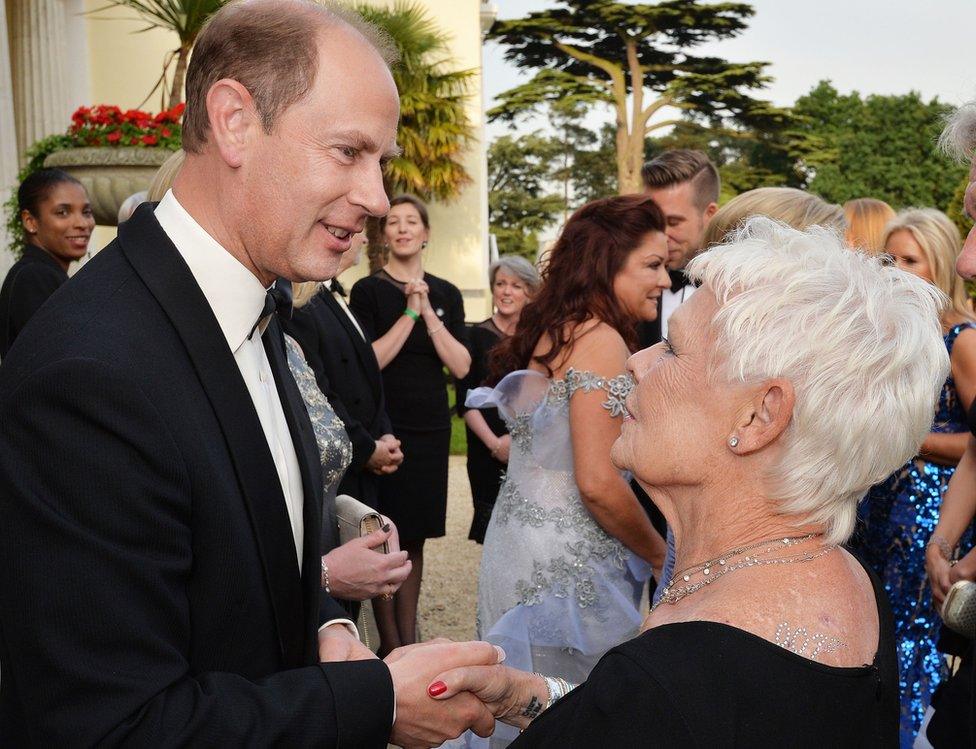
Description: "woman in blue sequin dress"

(857, 208), (976, 747)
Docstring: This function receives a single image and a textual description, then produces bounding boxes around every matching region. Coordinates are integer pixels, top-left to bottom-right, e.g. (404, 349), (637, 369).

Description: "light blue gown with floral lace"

(463, 368), (651, 748)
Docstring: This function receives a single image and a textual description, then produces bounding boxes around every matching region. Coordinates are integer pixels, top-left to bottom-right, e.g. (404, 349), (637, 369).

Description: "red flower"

(106, 130), (122, 143)
(160, 127), (171, 138)
(141, 134), (158, 146)
(129, 137), (139, 145)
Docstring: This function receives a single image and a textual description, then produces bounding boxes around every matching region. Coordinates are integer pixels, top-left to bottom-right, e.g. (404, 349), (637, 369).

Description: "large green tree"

(488, 133), (565, 259)
(789, 81), (967, 210)
(354, 1), (476, 270)
(487, 0), (786, 194)
(90, 0), (226, 108)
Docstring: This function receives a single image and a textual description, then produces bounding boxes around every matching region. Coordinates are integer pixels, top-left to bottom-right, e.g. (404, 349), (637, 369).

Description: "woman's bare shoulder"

(550, 320), (629, 377)
(649, 550), (879, 667)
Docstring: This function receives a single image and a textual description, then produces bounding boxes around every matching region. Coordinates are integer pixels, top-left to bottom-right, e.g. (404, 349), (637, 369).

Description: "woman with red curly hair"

(465, 194), (669, 746)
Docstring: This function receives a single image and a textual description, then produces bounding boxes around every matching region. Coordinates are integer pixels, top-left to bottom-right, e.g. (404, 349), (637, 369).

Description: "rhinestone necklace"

(652, 534), (836, 612)
(666, 533), (822, 585)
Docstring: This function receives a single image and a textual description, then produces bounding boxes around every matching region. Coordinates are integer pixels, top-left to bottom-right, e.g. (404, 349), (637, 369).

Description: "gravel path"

(418, 455), (482, 642)
(362, 455), (482, 647)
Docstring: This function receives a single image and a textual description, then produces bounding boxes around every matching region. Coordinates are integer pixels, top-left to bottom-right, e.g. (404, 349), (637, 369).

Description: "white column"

(8, 0), (73, 160)
(0, 1), (19, 278)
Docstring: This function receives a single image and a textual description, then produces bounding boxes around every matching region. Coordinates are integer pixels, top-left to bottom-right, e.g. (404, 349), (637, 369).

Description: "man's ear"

(728, 379), (795, 455)
(205, 79), (257, 169)
(704, 202), (719, 222)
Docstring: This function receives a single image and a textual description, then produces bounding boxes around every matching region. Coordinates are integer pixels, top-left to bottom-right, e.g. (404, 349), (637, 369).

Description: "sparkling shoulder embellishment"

(559, 368), (635, 417)
(774, 622), (847, 661)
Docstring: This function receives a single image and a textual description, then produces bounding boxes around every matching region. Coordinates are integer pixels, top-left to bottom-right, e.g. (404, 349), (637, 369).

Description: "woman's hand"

(490, 434), (512, 464)
(404, 279), (429, 318)
(950, 550), (976, 588)
(322, 527), (412, 601)
(927, 542), (953, 609)
(426, 664), (549, 731)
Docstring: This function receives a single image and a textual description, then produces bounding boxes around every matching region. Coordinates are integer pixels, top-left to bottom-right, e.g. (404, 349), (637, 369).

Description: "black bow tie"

(249, 279), (293, 339)
(330, 278), (346, 298)
(668, 269), (690, 292)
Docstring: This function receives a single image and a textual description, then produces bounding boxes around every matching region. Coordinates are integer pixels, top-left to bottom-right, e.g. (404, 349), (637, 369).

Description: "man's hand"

(318, 624), (375, 662)
(323, 527), (411, 601)
(367, 435), (403, 475)
(386, 640), (505, 748)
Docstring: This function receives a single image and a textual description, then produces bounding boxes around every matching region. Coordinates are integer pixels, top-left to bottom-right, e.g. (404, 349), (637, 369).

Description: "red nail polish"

(428, 681), (447, 697)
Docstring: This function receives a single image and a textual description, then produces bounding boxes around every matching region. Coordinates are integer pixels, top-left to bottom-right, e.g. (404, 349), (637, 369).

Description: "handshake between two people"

(320, 631), (550, 748)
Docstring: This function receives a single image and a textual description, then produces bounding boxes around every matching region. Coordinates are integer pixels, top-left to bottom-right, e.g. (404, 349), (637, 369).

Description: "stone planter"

(44, 147), (172, 226)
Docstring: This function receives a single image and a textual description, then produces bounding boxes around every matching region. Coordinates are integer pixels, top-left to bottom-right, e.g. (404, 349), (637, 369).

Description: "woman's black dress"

(349, 269), (467, 543)
(513, 555), (899, 748)
(455, 318), (507, 543)
(0, 244), (68, 358)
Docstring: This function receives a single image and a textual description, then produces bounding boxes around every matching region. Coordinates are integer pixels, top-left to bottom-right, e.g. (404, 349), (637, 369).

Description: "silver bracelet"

(427, 323), (445, 336)
(928, 534), (956, 561)
(321, 558), (331, 594)
(540, 674), (575, 710)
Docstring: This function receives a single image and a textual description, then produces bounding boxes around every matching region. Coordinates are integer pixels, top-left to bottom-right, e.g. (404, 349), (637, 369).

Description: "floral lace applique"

(507, 411), (534, 454)
(497, 480), (628, 613)
(503, 368), (635, 451)
(551, 368), (634, 418)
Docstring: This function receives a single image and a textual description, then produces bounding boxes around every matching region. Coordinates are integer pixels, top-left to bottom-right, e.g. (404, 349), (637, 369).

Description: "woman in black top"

(424, 219), (948, 747)
(349, 194), (469, 654)
(456, 255), (540, 543)
(0, 169), (94, 358)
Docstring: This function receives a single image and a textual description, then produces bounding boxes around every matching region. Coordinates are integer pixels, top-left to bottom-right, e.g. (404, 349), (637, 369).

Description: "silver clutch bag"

(335, 494), (388, 553)
(941, 580), (976, 638)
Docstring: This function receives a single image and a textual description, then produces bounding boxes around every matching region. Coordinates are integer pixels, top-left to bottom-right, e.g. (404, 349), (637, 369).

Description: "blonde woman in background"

(844, 197), (896, 253)
(856, 207), (976, 746)
(700, 186), (846, 249)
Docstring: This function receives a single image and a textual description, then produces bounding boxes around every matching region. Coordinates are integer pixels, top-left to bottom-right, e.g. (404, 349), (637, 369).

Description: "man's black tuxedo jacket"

(0, 205), (393, 746)
(283, 286), (392, 507)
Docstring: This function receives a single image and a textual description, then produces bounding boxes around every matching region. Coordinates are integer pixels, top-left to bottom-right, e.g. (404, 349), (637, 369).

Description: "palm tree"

(90, 0), (227, 109)
(353, 1), (477, 270)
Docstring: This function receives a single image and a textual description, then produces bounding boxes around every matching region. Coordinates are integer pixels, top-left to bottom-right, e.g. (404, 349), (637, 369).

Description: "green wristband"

(403, 308), (420, 322)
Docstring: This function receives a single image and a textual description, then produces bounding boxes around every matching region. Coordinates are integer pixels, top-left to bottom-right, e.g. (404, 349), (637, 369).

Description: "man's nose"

(958, 225), (976, 280)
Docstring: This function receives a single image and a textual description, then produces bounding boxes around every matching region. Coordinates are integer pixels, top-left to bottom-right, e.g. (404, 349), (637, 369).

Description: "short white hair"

(686, 217), (950, 544)
(939, 99), (976, 162)
(117, 191), (148, 224)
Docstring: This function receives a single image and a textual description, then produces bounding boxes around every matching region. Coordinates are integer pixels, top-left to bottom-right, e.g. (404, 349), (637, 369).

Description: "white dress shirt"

(661, 283), (696, 339)
(155, 190), (358, 643)
(155, 190), (306, 567)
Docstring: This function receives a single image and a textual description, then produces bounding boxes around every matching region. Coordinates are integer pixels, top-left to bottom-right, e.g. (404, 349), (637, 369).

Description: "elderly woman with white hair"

(426, 218), (948, 747)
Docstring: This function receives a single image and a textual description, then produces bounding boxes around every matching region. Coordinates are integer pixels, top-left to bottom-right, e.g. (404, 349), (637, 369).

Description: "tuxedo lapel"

(320, 289), (384, 406)
(262, 318), (327, 658)
(637, 296), (663, 349)
(117, 204), (306, 666)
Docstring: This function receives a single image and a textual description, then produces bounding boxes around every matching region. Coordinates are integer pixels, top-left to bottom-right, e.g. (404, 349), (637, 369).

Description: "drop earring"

(421, 240), (428, 249)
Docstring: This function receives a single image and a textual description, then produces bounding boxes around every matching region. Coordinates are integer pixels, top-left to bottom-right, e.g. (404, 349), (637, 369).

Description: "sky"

(482, 0), (976, 140)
